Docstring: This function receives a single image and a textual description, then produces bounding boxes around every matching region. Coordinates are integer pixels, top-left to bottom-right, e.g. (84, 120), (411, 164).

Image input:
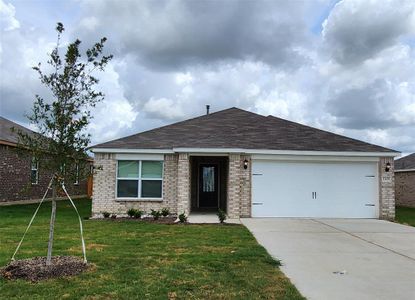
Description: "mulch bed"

(97, 217), (239, 225)
(102, 217), (177, 224)
(0, 256), (89, 282)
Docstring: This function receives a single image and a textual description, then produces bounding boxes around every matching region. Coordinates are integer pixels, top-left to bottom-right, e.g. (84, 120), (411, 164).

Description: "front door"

(198, 164), (219, 208)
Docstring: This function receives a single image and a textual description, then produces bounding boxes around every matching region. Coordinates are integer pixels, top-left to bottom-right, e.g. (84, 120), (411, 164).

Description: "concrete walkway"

(188, 212), (240, 224)
(242, 218), (415, 300)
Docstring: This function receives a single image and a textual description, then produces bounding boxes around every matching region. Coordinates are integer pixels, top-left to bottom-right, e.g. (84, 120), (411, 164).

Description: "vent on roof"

(206, 104), (210, 115)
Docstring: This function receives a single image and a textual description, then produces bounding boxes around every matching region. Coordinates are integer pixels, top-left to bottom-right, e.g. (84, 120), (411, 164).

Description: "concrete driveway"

(241, 218), (415, 300)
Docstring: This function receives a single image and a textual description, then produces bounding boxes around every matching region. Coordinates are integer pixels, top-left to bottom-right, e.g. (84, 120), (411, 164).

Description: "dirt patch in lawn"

(0, 256), (90, 282)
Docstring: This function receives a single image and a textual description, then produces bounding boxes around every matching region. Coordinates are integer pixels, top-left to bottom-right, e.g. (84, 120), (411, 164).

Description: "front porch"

(175, 153), (252, 219)
(190, 156), (228, 213)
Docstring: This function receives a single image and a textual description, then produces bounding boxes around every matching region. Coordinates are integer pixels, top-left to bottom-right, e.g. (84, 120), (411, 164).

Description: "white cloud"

(1, 0), (414, 154)
(322, 0), (415, 65)
(143, 97), (186, 121)
(175, 72), (194, 85)
(0, 0), (20, 31)
(89, 61), (138, 143)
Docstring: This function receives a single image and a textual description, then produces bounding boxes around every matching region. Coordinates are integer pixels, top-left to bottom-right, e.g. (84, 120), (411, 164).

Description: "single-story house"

(394, 153), (415, 208)
(90, 107), (399, 220)
(0, 116), (90, 203)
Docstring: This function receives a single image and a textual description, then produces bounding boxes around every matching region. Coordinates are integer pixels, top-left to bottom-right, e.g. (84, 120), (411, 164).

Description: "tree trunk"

(46, 184), (57, 266)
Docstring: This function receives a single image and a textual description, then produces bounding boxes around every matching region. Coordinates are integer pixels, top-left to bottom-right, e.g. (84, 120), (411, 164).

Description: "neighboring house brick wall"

(395, 171), (415, 208)
(92, 153), (179, 217)
(0, 144), (87, 203)
(379, 157), (395, 220)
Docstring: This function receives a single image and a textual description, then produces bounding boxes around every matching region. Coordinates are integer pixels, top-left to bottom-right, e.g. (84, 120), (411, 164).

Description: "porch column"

(227, 154), (241, 218)
(379, 157), (395, 220)
(177, 153), (191, 216)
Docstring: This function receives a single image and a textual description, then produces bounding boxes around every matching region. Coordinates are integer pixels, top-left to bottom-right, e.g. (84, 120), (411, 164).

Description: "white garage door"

(251, 160), (379, 218)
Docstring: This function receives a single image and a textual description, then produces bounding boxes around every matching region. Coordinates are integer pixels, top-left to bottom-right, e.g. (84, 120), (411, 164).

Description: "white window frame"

(74, 164), (79, 185)
(31, 157), (39, 185)
(116, 160), (164, 200)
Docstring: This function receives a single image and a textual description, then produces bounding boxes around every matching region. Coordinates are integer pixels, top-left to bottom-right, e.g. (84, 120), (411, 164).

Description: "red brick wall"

(0, 145), (88, 202)
(395, 171), (415, 208)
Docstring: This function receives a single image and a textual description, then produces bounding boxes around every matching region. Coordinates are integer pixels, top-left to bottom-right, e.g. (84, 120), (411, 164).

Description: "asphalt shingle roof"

(395, 153), (415, 170)
(92, 107), (397, 153)
(0, 116), (35, 145)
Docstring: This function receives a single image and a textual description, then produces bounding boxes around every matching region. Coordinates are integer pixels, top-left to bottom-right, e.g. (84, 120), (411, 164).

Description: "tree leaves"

(16, 22), (113, 182)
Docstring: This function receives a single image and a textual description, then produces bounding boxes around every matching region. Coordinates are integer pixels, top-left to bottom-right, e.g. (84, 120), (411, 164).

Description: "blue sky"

(1, 0), (414, 155)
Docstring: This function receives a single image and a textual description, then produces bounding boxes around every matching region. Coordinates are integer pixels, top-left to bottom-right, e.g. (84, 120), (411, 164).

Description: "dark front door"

(198, 164), (219, 208)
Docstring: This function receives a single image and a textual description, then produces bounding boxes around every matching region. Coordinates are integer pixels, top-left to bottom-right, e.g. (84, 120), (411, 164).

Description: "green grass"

(0, 199), (303, 300)
(396, 206), (415, 227)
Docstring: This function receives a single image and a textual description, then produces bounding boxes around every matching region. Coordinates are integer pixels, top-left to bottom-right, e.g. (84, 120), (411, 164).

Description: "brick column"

(163, 154), (179, 214)
(240, 155), (251, 217)
(379, 157), (395, 220)
(177, 153), (191, 215)
(227, 154), (241, 218)
(92, 153), (117, 217)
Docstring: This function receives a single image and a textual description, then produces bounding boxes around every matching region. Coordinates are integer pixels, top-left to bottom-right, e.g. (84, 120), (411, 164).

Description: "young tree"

(15, 23), (112, 265)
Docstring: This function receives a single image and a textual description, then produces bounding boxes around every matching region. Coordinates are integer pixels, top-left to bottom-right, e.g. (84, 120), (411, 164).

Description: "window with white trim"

(74, 164), (79, 185)
(31, 157), (39, 185)
(116, 160), (163, 199)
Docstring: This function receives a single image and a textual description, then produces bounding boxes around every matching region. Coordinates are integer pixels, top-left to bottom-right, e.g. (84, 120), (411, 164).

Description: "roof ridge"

(91, 107), (247, 148)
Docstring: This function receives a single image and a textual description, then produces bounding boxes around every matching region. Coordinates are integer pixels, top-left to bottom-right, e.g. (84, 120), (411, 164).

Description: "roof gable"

(92, 107), (397, 153)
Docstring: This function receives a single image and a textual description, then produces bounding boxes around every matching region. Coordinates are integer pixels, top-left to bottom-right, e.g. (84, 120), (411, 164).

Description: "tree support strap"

(61, 183), (87, 263)
(11, 178), (87, 264)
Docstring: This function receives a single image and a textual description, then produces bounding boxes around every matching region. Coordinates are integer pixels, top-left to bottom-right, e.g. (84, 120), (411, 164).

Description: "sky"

(0, 0), (414, 156)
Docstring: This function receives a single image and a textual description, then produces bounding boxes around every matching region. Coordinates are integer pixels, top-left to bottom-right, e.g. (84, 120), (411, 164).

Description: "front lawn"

(0, 199), (303, 299)
(396, 206), (415, 227)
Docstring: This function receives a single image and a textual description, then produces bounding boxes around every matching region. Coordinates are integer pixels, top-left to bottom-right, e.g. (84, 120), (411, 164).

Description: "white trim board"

(115, 153), (164, 160)
(251, 154), (380, 162)
(173, 148), (398, 157)
(92, 148), (174, 154)
(395, 169), (415, 173)
(92, 147), (399, 157)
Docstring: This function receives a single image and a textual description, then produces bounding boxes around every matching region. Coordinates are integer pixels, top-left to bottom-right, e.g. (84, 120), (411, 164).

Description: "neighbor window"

(31, 157), (39, 185)
(116, 160), (163, 199)
(74, 164), (79, 185)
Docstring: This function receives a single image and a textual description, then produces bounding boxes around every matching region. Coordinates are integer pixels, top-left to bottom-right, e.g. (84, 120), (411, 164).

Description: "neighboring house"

(0, 116), (89, 203)
(90, 107), (399, 220)
(394, 153), (415, 208)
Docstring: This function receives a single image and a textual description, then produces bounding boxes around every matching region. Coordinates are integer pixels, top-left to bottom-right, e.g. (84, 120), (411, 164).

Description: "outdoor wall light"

(243, 159), (249, 170)
(385, 162), (391, 172)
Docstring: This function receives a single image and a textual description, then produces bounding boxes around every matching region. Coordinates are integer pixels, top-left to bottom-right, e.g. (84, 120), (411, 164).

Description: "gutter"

(91, 147), (399, 157)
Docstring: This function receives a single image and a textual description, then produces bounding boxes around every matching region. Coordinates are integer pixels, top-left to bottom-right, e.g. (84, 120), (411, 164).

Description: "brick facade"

(92, 153), (179, 217)
(379, 157), (395, 220)
(92, 152), (395, 220)
(227, 154), (241, 218)
(226, 154), (252, 218)
(177, 153), (191, 215)
(0, 144), (88, 203)
(395, 171), (415, 208)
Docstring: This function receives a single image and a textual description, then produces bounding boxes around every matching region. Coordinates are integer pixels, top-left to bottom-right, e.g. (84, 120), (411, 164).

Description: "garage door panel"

(252, 160), (378, 218)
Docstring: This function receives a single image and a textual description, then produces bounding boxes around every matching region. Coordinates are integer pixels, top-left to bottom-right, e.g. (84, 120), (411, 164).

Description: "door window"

(202, 166), (215, 192)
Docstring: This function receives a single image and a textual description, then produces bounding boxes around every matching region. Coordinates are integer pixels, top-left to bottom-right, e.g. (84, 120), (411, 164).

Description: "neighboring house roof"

(0, 116), (36, 146)
(395, 153), (415, 170)
(92, 107), (397, 153)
